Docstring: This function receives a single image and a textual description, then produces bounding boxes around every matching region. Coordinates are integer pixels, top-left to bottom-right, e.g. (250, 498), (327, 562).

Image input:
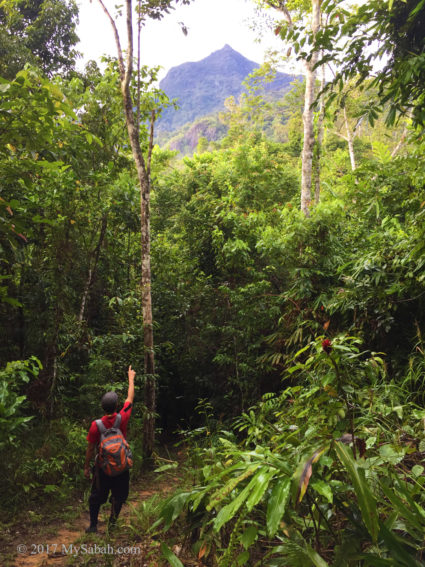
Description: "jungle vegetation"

(1, 0), (425, 565)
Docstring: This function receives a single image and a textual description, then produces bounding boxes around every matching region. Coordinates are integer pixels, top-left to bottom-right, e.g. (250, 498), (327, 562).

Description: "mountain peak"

(204, 44), (256, 67)
(158, 47), (295, 133)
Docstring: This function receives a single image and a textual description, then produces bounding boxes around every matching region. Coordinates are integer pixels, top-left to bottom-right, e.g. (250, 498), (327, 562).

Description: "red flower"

(322, 339), (332, 354)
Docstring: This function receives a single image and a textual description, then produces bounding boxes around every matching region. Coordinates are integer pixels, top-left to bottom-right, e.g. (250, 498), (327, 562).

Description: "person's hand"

(128, 365), (136, 381)
(84, 466), (91, 480)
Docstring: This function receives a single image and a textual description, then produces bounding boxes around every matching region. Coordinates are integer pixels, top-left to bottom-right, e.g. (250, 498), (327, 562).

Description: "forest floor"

(1, 447), (201, 567)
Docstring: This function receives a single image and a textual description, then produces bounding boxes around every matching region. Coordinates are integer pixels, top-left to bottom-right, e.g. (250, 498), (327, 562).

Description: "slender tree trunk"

(314, 50), (325, 204)
(96, 0), (156, 457)
(79, 214), (108, 323)
(18, 267), (26, 358)
(326, 63), (357, 171)
(301, 0), (321, 216)
(343, 107), (356, 171)
(263, 0), (321, 213)
(301, 61), (316, 216)
(122, 70), (156, 458)
(391, 125), (408, 158)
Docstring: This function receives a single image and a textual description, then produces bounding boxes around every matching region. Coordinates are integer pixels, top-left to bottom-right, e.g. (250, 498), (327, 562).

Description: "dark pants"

(89, 467), (130, 527)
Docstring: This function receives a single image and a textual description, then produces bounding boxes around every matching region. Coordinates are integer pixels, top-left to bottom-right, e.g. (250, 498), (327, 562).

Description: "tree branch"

(264, 0), (293, 26)
(95, 0), (125, 79)
(390, 125), (408, 158)
(136, 0), (142, 127)
(124, 0), (134, 95)
(331, 131), (349, 142)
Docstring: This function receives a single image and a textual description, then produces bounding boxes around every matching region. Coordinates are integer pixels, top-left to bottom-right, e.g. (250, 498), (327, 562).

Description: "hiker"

(84, 364), (135, 533)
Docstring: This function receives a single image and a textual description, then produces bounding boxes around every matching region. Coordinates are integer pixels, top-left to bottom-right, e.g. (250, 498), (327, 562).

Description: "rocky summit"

(157, 44), (296, 133)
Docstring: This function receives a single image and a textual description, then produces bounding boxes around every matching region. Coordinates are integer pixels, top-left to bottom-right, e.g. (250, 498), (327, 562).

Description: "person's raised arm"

(125, 364), (135, 404)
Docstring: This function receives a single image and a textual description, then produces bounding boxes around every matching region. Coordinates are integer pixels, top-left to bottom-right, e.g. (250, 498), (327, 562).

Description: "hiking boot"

(85, 525), (97, 534)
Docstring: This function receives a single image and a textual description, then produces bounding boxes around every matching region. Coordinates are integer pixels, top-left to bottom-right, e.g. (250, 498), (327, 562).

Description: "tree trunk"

(301, 0), (321, 216)
(344, 107), (356, 171)
(96, 0), (156, 457)
(121, 73), (156, 458)
(314, 50), (325, 204)
(78, 214), (108, 323)
(391, 125), (408, 158)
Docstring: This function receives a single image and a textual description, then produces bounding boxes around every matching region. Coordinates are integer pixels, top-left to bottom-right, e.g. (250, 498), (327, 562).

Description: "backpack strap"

(95, 419), (107, 434)
(113, 413), (122, 429)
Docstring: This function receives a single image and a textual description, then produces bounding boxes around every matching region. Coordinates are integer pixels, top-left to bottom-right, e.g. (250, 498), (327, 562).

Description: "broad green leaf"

(271, 541), (330, 567)
(267, 477), (291, 537)
(236, 550), (250, 565)
(207, 464), (260, 511)
(160, 492), (192, 531)
(379, 523), (422, 567)
(213, 467), (265, 531)
(380, 481), (424, 532)
(213, 479), (254, 531)
(154, 462), (178, 473)
(241, 526), (258, 549)
(335, 442), (379, 542)
(355, 555), (397, 566)
(378, 444), (406, 465)
(305, 544), (331, 567)
(246, 469), (275, 511)
(409, 0), (425, 18)
(311, 480), (333, 503)
(160, 543), (184, 567)
(292, 343), (311, 359)
(295, 446), (329, 504)
(411, 465), (424, 478)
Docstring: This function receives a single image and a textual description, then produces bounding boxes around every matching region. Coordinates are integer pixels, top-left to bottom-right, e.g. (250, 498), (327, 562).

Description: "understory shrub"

(153, 336), (425, 566)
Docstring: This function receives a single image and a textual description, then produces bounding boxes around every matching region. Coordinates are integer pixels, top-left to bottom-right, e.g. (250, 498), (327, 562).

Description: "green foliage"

(0, 357), (39, 447)
(0, 58), (173, 510)
(160, 542), (184, 567)
(313, 0), (425, 128)
(128, 493), (163, 534)
(154, 338), (425, 565)
(151, 138), (301, 419)
(1, 414), (87, 512)
(0, 0), (79, 79)
(3, 8), (425, 556)
(157, 113), (227, 155)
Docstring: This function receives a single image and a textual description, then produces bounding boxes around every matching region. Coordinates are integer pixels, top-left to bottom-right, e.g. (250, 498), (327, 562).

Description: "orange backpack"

(96, 414), (133, 476)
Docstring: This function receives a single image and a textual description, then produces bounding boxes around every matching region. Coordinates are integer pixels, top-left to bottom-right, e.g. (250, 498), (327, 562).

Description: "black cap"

(101, 391), (118, 413)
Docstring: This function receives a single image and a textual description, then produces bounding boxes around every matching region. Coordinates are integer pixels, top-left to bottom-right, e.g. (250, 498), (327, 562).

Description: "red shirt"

(87, 401), (133, 445)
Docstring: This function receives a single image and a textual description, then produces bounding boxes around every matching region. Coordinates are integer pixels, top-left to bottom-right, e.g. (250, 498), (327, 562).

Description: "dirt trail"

(14, 520), (87, 567)
(9, 465), (186, 567)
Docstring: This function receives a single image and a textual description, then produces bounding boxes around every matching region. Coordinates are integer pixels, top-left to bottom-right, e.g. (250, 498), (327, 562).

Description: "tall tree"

(94, 0), (189, 457)
(256, 0), (322, 216)
(0, 0), (79, 78)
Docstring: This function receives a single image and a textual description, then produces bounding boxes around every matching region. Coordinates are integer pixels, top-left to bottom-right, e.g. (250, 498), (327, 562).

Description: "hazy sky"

(76, 0), (287, 79)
